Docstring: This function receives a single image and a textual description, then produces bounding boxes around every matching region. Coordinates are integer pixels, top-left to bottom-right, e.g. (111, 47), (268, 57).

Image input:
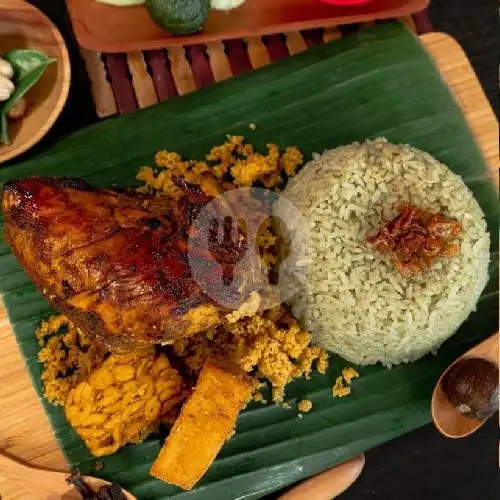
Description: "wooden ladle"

(431, 332), (499, 439)
(0, 450), (136, 500)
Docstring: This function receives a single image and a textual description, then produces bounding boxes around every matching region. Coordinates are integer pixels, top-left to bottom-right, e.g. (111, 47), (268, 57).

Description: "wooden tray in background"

(0, 32), (497, 500)
(66, 0), (429, 52)
(80, 20), (422, 118)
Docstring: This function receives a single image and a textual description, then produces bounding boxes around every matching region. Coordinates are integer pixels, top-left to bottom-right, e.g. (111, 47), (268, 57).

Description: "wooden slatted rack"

(80, 18), (420, 118)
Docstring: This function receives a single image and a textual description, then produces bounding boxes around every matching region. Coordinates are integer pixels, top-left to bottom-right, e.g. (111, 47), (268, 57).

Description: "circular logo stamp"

(187, 187), (310, 311)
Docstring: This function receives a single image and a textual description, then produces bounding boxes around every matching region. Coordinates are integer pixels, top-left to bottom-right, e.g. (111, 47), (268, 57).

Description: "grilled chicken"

(1, 177), (254, 350)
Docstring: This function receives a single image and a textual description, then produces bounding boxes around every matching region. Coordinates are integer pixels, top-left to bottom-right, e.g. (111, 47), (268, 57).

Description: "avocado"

(146, 0), (210, 35)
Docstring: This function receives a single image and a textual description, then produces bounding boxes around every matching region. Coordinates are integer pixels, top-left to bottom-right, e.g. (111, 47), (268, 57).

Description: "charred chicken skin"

(1, 177), (250, 351)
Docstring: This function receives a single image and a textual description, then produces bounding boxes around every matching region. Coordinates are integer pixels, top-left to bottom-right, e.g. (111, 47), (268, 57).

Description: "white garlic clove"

(0, 75), (15, 102)
(210, 0), (246, 10)
(0, 88), (10, 101)
(0, 57), (14, 79)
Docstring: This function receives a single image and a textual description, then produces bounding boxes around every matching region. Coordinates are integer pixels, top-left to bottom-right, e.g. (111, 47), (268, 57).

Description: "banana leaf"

(0, 23), (497, 500)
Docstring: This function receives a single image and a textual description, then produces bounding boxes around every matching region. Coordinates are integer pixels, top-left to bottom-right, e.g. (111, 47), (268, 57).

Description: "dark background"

(16, 0), (500, 498)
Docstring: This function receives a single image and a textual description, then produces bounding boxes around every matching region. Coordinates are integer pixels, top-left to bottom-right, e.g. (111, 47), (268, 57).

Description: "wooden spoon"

(431, 332), (499, 439)
(0, 450), (135, 500)
(279, 454), (365, 500)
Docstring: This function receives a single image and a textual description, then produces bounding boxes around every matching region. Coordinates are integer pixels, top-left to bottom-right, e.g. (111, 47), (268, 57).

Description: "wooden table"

(0, 33), (498, 500)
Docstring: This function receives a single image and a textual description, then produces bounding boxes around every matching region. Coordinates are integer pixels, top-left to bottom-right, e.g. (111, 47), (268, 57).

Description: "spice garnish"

(367, 204), (462, 276)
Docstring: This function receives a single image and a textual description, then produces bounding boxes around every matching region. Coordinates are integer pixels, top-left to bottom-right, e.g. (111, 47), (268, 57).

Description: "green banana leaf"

(0, 23), (497, 499)
(0, 49), (56, 144)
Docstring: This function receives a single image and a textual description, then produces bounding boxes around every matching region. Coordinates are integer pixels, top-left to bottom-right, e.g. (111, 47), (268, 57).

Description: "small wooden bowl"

(0, 0), (70, 164)
(431, 332), (499, 439)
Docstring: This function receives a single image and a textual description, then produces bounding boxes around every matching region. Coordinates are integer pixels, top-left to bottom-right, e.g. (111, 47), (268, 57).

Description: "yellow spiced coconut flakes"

(136, 136), (301, 277)
(298, 400), (313, 413)
(136, 136), (303, 199)
(172, 306), (329, 404)
(332, 367), (360, 398)
(35, 137), (338, 465)
(37, 315), (107, 406)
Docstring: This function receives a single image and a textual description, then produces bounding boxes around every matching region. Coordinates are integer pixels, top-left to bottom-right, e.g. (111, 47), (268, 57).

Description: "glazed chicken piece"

(1, 177), (253, 350)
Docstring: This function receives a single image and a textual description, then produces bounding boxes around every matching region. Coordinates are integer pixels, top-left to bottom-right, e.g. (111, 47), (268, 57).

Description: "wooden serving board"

(0, 33), (497, 500)
(66, 0), (429, 52)
(79, 20), (421, 119)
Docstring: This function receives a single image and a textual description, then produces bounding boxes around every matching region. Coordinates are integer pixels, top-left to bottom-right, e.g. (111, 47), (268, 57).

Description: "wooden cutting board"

(0, 33), (497, 500)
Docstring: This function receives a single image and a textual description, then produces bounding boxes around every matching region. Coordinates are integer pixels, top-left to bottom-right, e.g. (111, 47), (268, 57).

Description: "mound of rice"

(279, 138), (490, 366)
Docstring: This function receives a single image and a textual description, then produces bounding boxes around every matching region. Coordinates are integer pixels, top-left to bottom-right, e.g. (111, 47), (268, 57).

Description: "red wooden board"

(67, 0), (429, 52)
(80, 20), (427, 119)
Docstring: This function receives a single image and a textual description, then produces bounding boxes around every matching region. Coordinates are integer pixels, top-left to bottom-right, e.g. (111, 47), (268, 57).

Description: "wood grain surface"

(64, 0), (428, 53)
(0, 449), (136, 500)
(0, 33), (497, 500)
(82, 22), (420, 119)
(421, 33), (499, 186)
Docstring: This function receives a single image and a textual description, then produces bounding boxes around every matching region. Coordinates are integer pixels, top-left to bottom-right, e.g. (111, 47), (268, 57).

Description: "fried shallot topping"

(367, 204), (462, 277)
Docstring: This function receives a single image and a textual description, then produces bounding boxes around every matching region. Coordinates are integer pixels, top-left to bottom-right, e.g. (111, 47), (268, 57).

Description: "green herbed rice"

(280, 138), (490, 366)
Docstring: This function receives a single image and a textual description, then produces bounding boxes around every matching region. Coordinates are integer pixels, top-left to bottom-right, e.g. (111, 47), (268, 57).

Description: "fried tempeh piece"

(150, 358), (251, 490)
(65, 350), (185, 457)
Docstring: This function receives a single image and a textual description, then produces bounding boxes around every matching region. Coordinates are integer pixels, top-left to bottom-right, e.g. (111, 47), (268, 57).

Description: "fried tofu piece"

(150, 358), (251, 490)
